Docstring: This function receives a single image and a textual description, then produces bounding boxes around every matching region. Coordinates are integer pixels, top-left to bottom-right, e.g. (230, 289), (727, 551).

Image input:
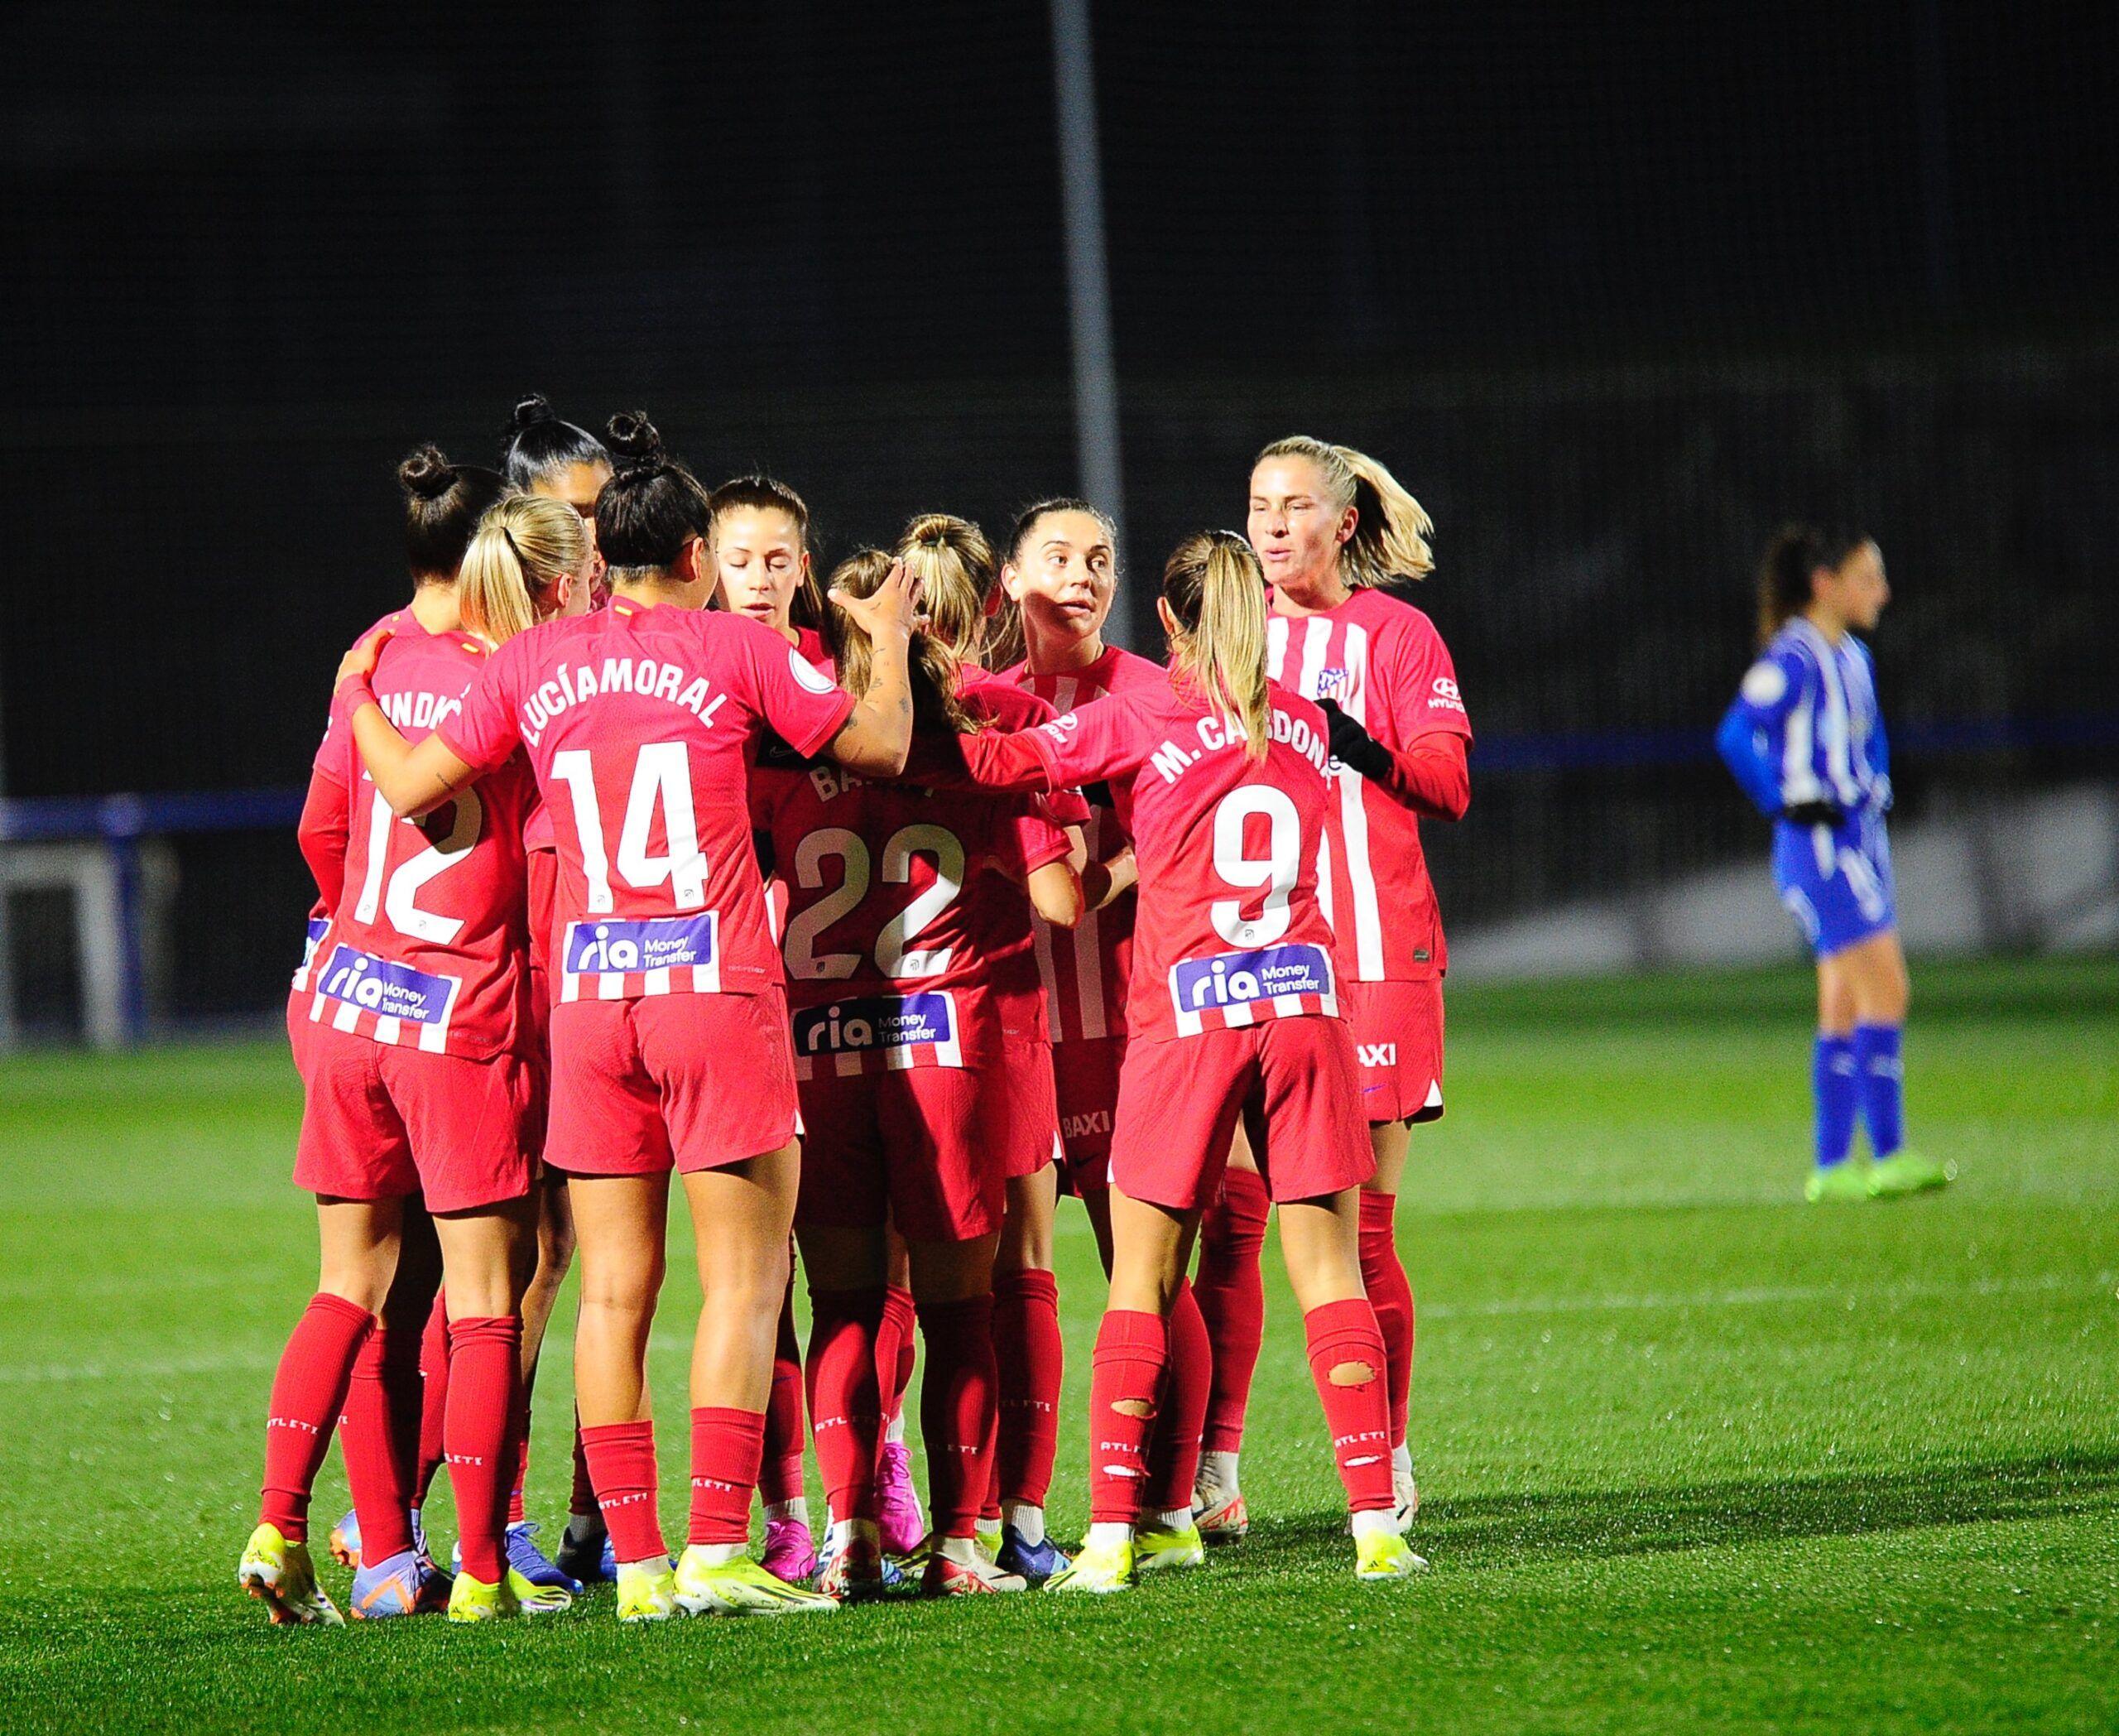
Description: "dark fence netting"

(2, 339), (2111, 1027)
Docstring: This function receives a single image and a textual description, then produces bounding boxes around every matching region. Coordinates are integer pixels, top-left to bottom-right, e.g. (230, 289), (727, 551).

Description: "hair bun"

(605, 411), (666, 473)
(508, 393), (556, 435)
(398, 443), (458, 501)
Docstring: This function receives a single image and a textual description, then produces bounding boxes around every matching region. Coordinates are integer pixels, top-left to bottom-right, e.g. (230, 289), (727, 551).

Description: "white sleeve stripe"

(1334, 622), (1385, 979)
(1071, 808), (1107, 1039)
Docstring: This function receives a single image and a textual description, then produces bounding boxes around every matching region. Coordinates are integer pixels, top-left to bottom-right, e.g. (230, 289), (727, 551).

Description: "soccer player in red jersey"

(353, 416), (616, 1596)
(895, 512), (1094, 1580)
(502, 394), (614, 603)
(334, 413), (920, 1623)
(1192, 437), (1471, 1536)
(757, 544), (1082, 1598)
(705, 471), (829, 1584)
(988, 499), (1217, 1572)
(243, 450), (577, 1626)
(949, 531), (1426, 1590)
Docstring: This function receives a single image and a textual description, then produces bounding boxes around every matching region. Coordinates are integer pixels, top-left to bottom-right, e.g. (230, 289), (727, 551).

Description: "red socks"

(1195, 1166), (1269, 1455)
(876, 1284), (917, 1427)
(1086, 1309), (1169, 1526)
(507, 1389), (533, 1526)
(1303, 1299), (1394, 1513)
(339, 1327), (416, 1560)
(580, 1419), (665, 1563)
(1357, 1190), (1416, 1450)
(689, 1407), (766, 1546)
(918, 1294), (997, 1540)
(569, 1410), (599, 1520)
(761, 1282), (808, 1508)
(444, 1315), (523, 1584)
(412, 1286), (450, 1507)
(992, 1268), (1062, 1511)
(805, 1287), (886, 1522)
(1144, 1280), (1212, 1514)
(259, 1291), (373, 1540)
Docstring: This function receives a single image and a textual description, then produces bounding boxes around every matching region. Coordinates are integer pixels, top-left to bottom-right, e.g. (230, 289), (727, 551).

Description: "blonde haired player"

(1193, 438), (1470, 1541)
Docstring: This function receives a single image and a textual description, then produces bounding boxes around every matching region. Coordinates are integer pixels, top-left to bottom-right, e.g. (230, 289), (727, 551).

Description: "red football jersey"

(762, 624), (837, 944)
(437, 594), (855, 1003)
(309, 611), (536, 1056)
(959, 674), (1087, 1047)
(752, 728), (1069, 1078)
(1265, 590), (1472, 981)
(1003, 644), (1164, 1041)
(962, 672), (1340, 1044)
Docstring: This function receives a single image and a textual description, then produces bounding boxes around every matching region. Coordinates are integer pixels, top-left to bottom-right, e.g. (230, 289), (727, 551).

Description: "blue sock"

(1852, 1023), (1905, 1160)
(1813, 1034), (1858, 1167)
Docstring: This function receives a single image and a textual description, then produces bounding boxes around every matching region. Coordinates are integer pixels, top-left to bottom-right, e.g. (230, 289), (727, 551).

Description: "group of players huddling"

(243, 397), (1939, 1632)
(238, 400), (1467, 1626)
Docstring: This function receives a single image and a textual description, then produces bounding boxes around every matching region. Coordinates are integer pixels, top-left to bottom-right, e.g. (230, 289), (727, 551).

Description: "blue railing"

(3, 714), (2113, 1041)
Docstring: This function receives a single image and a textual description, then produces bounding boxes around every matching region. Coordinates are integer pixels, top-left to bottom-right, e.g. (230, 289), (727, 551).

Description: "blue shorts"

(1771, 810), (1896, 959)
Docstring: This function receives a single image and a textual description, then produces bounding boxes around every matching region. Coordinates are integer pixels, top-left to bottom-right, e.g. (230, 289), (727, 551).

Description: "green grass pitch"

(1, 956), (2113, 1734)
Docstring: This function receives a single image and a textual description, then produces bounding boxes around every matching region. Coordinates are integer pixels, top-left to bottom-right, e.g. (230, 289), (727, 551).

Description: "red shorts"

(286, 993), (314, 1083)
(1051, 1033), (1126, 1192)
(1108, 1016), (1372, 1211)
(1343, 976), (1446, 1126)
(796, 1063), (1007, 1242)
(545, 988), (800, 1178)
(294, 1022), (539, 1213)
(997, 1038), (1063, 1181)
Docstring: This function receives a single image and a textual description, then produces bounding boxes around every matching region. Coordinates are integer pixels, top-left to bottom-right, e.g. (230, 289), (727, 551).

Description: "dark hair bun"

(398, 443), (459, 501)
(606, 411), (666, 473)
(508, 393), (557, 435)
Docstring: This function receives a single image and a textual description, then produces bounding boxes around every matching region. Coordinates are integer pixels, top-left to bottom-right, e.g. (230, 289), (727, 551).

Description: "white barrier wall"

(1452, 783), (2119, 980)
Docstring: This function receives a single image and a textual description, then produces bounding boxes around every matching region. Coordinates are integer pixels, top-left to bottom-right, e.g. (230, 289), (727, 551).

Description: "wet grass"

(0, 956), (2112, 1733)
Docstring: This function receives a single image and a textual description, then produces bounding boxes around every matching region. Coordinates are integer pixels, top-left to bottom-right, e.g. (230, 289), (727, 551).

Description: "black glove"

(1781, 800), (1844, 828)
(1318, 698), (1393, 781)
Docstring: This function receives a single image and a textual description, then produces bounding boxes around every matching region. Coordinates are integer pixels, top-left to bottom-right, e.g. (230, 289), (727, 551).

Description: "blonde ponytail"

(894, 512), (995, 663)
(458, 494), (589, 645)
(825, 547), (982, 738)
(1163, 530), (1270, 760)
(1255, 435), (1434, 588)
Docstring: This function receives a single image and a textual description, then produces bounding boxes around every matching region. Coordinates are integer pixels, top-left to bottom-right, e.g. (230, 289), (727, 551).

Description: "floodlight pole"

(1049, 0), (1131, 640)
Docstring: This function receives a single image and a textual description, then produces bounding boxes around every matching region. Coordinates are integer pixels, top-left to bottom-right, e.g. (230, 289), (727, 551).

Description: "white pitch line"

(1419, 1270), (2095, 1321)
(0, 1274), (2104, 1387)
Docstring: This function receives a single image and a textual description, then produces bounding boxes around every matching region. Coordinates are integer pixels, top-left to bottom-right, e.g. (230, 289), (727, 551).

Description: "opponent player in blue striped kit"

(1717, 525), (1953, 1204)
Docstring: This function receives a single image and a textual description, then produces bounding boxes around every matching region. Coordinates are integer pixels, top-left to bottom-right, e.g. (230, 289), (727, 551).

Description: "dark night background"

(2, 0), (2115, 1022)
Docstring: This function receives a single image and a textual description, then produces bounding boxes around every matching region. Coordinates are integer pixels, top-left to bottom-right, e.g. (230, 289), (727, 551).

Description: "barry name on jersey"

(518, 653), (733, 747)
